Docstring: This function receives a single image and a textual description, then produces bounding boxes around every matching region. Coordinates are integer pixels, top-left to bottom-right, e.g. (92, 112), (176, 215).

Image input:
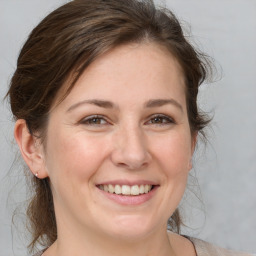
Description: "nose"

(110, 126), (151, 170)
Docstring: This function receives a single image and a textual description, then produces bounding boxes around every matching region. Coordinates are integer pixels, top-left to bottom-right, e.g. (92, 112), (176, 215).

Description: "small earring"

(34, 172), (39, 178)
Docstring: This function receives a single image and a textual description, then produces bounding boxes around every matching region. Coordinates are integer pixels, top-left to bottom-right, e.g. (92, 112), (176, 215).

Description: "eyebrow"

(66, 98), (183, 112)
(145, 99), (183, 112)
(66, 99), (117, 112)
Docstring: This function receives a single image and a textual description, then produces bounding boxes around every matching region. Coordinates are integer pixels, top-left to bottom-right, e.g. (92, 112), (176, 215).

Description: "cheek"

(45, 130), (109, 184)
(148, 131), (192, 220)
(151, 131), (192, 176)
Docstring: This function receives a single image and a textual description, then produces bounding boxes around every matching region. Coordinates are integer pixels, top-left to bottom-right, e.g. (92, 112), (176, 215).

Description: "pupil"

(154, 117), (161, 123)
(92, 118), (100, 124)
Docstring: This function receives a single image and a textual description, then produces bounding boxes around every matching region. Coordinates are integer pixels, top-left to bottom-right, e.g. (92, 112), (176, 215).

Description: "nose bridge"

(111, 123), (150, 169)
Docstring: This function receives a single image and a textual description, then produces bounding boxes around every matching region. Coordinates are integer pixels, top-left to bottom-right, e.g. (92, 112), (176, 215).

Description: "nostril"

(110, 134), (151, 169)
(126, 161), (148, 170)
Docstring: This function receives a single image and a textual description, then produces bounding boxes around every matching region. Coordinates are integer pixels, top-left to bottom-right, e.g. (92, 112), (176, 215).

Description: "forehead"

(52, 43), (186, 109)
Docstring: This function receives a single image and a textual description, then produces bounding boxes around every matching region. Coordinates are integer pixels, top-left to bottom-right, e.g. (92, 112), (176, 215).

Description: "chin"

(105, 214), (160, 240)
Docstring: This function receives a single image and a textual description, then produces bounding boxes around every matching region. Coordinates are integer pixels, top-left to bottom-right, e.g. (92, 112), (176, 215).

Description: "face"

(40, 43), (196, 240)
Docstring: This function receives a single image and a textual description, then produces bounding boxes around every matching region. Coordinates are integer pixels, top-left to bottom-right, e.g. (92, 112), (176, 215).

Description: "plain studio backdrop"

(0, 0), (255, 255)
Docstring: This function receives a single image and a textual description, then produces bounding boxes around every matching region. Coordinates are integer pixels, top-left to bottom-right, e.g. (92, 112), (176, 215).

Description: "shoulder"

(168, 232), (197, 256)
(187, 236), (255, 256)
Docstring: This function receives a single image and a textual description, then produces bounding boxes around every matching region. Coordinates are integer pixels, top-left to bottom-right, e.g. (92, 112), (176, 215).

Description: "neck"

(46, 225), (176, 256)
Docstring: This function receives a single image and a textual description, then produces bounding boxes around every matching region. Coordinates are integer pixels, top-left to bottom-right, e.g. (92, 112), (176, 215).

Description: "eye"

(146, 114), (175, 126)
(80, 115), (109, 126)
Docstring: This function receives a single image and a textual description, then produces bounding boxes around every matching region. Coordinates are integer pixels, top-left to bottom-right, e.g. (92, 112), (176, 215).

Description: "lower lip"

(97, 186), (158, 206)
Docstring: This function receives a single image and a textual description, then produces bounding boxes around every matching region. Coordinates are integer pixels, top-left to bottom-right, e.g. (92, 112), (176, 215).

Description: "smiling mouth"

(97, 184), (155, 196)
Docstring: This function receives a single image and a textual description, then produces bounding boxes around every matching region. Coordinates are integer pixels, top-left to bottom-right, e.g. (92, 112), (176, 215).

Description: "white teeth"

(131, 185), (139, 195)
(108, 184), (115, 194)
(122, 185), (130, 195)
(114, 185), (122, 195)
(144, 184), (150, 193)
(99, 184), (153, 195)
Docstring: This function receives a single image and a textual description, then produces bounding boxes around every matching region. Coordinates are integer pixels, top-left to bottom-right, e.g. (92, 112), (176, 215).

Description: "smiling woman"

(5, 0), (255, 256)
(27, 44), (194, 244)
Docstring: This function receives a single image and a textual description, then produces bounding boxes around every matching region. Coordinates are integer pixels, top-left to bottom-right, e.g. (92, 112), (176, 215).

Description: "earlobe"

(14, 119), (48, 179)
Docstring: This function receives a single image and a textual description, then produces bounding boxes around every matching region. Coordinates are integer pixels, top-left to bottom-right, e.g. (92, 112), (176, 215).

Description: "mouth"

(97, 184), (155, 196)
(96, 182), (159, 205)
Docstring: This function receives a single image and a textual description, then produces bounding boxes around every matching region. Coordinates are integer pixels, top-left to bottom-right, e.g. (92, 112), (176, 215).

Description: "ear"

(188, 131), (198, 170)
(14, 119), (48, 179)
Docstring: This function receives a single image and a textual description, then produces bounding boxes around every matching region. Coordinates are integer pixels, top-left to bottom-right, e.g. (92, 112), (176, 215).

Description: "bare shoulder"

(187, 237), (255, 256)
(167, 232), (197, 256)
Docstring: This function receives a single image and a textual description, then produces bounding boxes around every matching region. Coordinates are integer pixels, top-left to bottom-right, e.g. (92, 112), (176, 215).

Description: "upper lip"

(96, 180), (158, 186)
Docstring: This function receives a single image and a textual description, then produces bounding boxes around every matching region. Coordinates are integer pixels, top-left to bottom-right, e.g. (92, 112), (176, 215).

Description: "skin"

(15, 43), (197, 256)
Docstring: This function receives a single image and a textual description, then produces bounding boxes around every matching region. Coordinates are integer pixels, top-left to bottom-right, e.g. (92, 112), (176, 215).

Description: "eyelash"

(79, 114), (175, 127)
(145, 114), (175, 126)
(80, 115), (109, 126)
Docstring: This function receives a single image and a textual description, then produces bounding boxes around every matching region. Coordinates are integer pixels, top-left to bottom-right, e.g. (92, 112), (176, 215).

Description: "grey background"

(0, 0), (255, 255)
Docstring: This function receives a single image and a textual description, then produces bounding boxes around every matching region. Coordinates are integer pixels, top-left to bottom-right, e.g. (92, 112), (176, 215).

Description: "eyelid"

(79, 114), (110, 126)
(145, 114), (175, 125)
(78, 113), (175, 127)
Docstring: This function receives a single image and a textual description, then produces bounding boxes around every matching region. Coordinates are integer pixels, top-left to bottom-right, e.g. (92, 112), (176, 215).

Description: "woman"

(6, 0), (254, 255)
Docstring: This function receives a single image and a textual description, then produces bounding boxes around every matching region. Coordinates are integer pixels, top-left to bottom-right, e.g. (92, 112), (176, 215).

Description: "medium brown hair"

(7, 0), (211, 251)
